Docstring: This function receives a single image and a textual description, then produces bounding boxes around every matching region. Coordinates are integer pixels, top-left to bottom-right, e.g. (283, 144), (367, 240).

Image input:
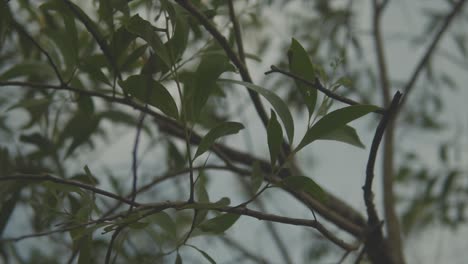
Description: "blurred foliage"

(0, 0), (467, 263)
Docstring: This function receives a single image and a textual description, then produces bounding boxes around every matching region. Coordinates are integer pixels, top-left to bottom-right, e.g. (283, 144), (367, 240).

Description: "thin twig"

(101, 165), (247, 218)
(265, 66), (385, 114)
(399, 0), (467, 111)
(104, 225), (124, 264)
(227, 0), (247, 64)
(0, 209), (135, 243)
(0, 174), (140, 207)
(129, 113), (146, 211)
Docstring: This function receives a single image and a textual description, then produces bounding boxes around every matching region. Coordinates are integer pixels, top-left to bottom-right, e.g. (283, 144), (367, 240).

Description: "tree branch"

(363, 91), (402, 264)
(371, 0), (404, 262)
(265, 65), (385, 114)
(216, 206), (359, 251)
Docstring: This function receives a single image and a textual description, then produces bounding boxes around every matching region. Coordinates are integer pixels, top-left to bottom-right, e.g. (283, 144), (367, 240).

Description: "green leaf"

(77, 95), (94, 116)
(186, 245), (216, 264)
(110, 26), (138, 65)
(60, 112), (101, 158)
(6, 97), (52, 112)
(218, 79), (294, 144)
(119, 75), (179, 119)
(150, 211), (177, 239)
(163, 1), (190, 61)
(0, 1), (11, 48)
(196, 172), (210, 203)
(198, 213), (240, 234)
(82, 165), (98, 185)
(40, 0), (79, 73)
(194, 173), (210, 225)
(63, 0), (117, 73)
(288, 38), (317, 117)
(194, 122), (244, 160)
(320, 125), (365, 149)
(189, 54), (234, 120)
(181, 197), (231, 210)
(125, 15), (170, 67)
(334, 76), (353, 88)
(250, 161), (263, 193)
(295, 105), (378, 153)
(119, 44), (148, 72)
(0, 62), (53, 81)
(267, 110), (283, 166)
(282, 176), (327, 202)
(69, 227), (93, 264)
(98, 0), (114, 31)
(79, 58), (112, 86)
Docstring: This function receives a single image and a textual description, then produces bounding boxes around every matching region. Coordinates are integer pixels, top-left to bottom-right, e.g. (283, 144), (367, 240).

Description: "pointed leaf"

(125, 15), (170, 67)
(163, 1), (190, 60)
(119, 75), (178, 119)
(150, 211), (177, 239)
(295, 105), (378, 152)
(267, 110), (283, 166)
(282, 176), (327, 202)
(250, 161), (263, 193)
(181, 197), (231, 210)
(40, 1), (79, 77)
(63, 0), (117, 73)
(320, 125), (365, 148)
(198, 213), (240, 234)
(0, 1), (11, 48)
(187, 55), (234, 120)
(288, 38), (317, 117)
(0, 62), (53, 81)
(194, 122), (244, 159)
(218, 79), (294, 144)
